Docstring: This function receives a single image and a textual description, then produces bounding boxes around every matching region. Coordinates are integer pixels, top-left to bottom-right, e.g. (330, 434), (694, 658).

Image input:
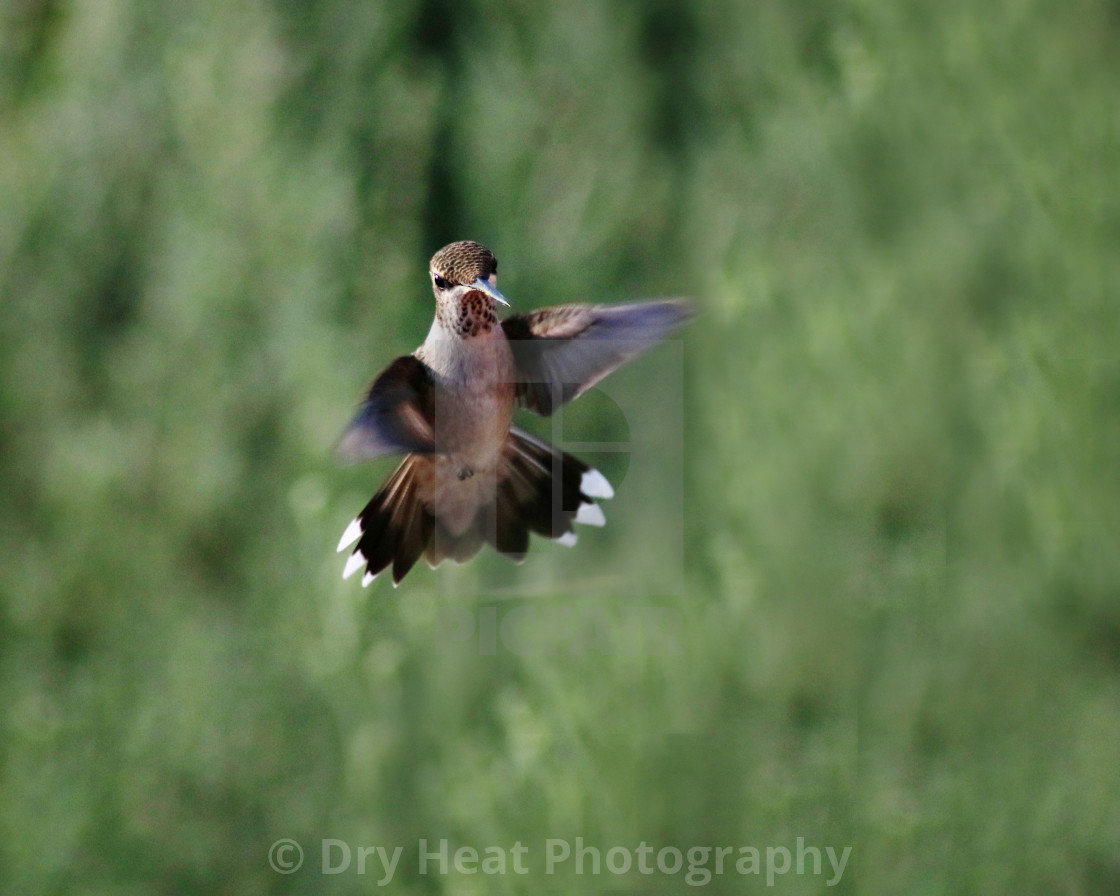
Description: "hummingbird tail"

(483, 427), (614, 561)
(338, 455), (435, 587)
(337, 431), (614, 586)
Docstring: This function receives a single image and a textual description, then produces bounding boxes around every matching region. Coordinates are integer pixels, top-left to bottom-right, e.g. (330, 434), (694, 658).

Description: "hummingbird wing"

(501, 299), (693, 416)
(336, 355), (437, 462)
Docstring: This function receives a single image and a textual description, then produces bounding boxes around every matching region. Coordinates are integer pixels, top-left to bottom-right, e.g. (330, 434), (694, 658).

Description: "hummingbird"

(335, 240), (692, 586)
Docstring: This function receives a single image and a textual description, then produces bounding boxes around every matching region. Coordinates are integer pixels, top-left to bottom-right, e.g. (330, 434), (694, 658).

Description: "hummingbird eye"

(432, 274), (451, 290)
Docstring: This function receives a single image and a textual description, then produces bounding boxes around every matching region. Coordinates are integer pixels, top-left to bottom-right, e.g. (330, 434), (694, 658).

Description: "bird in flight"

(336, 240), (692, 585)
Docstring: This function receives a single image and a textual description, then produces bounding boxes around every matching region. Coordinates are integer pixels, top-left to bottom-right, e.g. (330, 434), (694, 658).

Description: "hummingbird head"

(429, 241), (507, 302)
(428, 241), (509, 337)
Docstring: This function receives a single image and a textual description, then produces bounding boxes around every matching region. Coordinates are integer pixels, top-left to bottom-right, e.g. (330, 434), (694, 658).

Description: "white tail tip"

(362, 571), (377, 587)
(581, 469), (614, 500)
(337, 517), (363, 553)
(575, 502), (606, 527)
(343, 550), (366, 580)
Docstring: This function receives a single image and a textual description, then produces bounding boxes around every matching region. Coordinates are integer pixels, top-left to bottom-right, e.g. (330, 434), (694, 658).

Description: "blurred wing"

(335, 355), (436, 463)
(501, 299), (693, 416)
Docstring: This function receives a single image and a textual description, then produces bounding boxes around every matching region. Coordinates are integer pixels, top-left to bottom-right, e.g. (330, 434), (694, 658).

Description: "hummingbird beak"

(470, 276), (509, 306)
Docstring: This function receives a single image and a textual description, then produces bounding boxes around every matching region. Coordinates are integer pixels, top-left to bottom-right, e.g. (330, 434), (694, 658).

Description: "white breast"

(415, 322), (517, 533)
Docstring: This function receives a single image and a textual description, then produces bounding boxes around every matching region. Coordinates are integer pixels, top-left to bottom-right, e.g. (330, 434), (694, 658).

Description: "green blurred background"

(3, 0), (1119, 892)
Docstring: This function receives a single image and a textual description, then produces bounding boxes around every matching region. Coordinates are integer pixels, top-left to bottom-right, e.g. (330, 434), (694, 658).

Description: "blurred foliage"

(2, 0), (1120, 893)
